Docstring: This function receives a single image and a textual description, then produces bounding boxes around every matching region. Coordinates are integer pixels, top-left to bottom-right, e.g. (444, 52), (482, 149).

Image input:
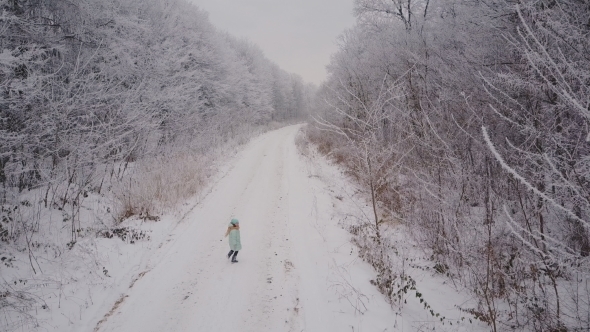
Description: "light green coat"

(228, 226), (242, 251)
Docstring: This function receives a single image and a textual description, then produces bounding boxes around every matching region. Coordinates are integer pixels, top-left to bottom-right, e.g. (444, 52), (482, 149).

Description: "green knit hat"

(230, 219), (239, 225)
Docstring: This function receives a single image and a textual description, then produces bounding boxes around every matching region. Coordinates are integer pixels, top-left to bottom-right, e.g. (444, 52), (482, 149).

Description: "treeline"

(309, 0), (589, 330)
(0, 0), (313, 243)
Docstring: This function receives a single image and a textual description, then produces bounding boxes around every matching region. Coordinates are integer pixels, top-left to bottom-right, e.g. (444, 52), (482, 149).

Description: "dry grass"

(113, 153), (209, 222)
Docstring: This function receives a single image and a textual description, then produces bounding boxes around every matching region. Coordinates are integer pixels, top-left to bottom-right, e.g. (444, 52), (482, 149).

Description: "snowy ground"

(92, 124), (488, 332)
(94, 124), (394, 332)
(4, 124), (489, 331)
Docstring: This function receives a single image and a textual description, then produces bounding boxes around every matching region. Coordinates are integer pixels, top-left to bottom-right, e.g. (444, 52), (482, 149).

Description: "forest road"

(97, 124), (396, 332)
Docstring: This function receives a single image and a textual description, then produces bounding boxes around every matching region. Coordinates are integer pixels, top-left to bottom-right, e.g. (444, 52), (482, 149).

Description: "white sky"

(189, 0), (356, 85)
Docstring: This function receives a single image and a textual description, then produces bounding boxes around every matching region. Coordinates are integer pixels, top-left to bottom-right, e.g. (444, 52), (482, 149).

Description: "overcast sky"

(189, 0), (356, 85)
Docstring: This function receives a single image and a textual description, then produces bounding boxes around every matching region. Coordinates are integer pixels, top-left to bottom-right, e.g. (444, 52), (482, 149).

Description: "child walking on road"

(225, 219), (241, 263)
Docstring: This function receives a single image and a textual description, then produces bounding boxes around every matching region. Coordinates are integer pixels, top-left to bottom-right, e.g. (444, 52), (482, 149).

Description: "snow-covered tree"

(309, 0), (590, 330)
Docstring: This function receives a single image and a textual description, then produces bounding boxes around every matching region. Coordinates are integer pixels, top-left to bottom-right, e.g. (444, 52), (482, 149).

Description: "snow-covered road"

(97, 125), (398, 332)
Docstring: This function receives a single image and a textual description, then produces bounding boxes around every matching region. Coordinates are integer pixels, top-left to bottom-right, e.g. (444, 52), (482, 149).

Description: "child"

(224, 219), (241, 263)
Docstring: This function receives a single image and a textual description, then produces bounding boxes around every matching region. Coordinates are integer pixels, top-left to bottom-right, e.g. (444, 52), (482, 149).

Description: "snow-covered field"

(3, 125), (489, 331)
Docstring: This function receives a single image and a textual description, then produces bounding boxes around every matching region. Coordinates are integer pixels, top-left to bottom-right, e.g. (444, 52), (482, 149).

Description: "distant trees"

(0, 0), (313, 242)
(309, 0), (590, 330)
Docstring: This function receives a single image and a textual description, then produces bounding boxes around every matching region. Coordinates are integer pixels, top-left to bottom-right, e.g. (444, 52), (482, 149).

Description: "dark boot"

(231, 251), (239, 263)
(227, 250), (234, 259)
